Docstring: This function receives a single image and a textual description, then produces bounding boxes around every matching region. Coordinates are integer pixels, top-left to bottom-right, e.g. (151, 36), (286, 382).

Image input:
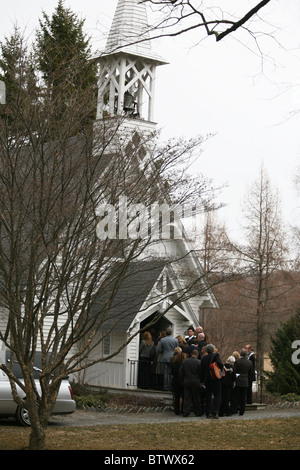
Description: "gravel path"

(50, 406), (300, 427)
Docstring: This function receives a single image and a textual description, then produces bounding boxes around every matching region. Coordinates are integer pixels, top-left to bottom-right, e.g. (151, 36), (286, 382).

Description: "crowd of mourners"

(138, 325), (256, 419)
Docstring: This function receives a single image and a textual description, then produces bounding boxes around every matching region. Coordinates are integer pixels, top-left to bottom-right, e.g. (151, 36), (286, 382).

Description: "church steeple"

(96, 0), (167, 123)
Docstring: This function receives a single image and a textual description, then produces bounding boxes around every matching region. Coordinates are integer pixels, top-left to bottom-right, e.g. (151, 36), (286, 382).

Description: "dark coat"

(221, 362), (236, 388)
(234, 356), (252, 387)
(197, 340), (207, 355)
(248, 352), (256, 382)
(200, 352), (223, 385)
(185, 343), (201, 357)
(179, 356), (201, 387)
(170, 358), (183, 389)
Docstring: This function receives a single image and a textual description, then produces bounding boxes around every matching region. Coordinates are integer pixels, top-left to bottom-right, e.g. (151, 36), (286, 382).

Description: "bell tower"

(96, 0), (167, 128)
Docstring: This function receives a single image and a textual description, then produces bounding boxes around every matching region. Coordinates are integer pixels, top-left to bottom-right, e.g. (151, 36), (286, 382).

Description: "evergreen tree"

(35, 0), (97, 132)
(266, 311), (300, 395)
(0, 27), (37, 128)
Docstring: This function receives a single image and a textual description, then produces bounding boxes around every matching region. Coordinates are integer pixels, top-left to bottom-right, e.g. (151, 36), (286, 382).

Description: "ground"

(1, 411), (300, 450)
(1, 391), (300, 451)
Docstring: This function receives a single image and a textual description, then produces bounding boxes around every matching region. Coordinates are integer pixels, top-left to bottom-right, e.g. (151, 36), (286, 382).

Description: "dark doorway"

(138, 312), (173, 390)
(140, 311), (172, 341)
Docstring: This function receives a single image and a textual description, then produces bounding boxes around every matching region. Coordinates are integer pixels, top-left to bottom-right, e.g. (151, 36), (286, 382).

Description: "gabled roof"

(92, 260), (166, 333)
(103, 0), (167, 64)
(92, 252), (211, 333)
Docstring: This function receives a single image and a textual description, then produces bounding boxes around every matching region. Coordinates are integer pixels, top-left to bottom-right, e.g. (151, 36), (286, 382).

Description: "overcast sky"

(1, 0), (300, 245)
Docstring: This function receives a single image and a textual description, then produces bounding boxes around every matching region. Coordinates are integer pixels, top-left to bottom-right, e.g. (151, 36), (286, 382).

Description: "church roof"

(102, 0), (167, 64)
(92, 260), (166, 333)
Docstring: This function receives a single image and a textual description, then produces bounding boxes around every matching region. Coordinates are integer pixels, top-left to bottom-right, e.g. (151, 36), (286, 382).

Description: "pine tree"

(266, 311), (300, 395)
(0, 27), (37, 127)
(35, 0), (97, 132)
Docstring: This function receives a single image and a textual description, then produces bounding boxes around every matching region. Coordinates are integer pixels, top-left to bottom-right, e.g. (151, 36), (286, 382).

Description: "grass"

(1, 417), (300, 450)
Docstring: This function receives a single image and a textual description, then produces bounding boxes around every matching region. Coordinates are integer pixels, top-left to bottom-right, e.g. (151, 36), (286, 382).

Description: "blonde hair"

(176, 335), (187, 346)
(232, 350), (240, 360)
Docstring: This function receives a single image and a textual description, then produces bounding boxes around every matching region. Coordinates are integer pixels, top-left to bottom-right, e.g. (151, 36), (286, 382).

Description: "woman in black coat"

(219, 356), (236, 416)
(170, 347), (187, 414)
(199, 344), (223, 419)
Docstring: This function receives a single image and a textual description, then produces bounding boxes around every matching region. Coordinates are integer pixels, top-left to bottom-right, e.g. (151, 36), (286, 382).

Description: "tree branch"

(216, 0), (271, 41)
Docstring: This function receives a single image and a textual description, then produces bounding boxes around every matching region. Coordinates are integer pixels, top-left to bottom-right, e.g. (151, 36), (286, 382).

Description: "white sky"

(1, 0), (300, 246)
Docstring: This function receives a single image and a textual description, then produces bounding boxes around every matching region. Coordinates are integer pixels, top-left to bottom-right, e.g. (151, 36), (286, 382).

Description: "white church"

(82, 0), (219, 391)
(0, 0), (218, 393)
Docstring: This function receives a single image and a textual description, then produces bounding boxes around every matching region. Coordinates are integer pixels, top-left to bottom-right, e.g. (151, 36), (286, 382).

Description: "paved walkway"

(50, 406), (300, 427)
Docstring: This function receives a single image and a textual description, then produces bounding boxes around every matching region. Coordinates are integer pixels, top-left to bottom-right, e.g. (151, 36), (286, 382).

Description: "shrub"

(71, 382), (110, 409)
(266, 312), (300, 395)
(74, 394), (106, 410)
(280, 393), (300, 402)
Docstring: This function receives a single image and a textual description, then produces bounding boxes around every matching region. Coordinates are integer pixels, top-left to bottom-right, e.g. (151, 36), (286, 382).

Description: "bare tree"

(191, 171), (296, 366)
(140, 1), (272, 43)
(235, 165), (290, 373)
(203, 269), (300, 365)
(192, 211), (239, 275)
(191, 211), (245, 350)
(0, 32), (221, 448)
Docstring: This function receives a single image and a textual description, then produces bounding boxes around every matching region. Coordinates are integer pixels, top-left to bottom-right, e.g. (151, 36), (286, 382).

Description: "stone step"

(246, 402), (266, 410)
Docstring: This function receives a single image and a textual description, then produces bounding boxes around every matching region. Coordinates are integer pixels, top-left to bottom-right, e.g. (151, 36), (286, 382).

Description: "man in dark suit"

(200, 344), (223, 419)
(234, 348), (253, 415)
(245, 344), (256, 404)
(179, 348), (202, 417)
(185, 326), (197, 345)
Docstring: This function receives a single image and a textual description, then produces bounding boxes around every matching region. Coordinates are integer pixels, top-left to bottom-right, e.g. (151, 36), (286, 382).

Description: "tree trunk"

(256, 297), (265, 376)
(29, 423), (46, 450)
(25, 386), (50, 450)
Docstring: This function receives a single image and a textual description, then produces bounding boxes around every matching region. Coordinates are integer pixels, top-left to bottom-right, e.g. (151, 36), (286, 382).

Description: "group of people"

(138, 324), (256, 419)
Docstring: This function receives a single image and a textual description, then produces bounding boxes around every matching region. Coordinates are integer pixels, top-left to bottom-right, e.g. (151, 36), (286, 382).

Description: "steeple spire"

(104, 0), (165, 63)
(96, 0), (167, 123)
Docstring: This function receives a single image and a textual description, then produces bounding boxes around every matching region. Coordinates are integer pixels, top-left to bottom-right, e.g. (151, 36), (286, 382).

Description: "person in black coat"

(184, 339), (199, 357)
(184, 326), (197, 345)
(170, 347), (187, 415)
(234, 348), (253, 415)
(245, 344), (256, 404)
(178, 348), (202, 417)
(200, 344), (223, 419)
(197, 332), (207, 358)
(219, 356), (236, 416)
(138, 331), (155, 389)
